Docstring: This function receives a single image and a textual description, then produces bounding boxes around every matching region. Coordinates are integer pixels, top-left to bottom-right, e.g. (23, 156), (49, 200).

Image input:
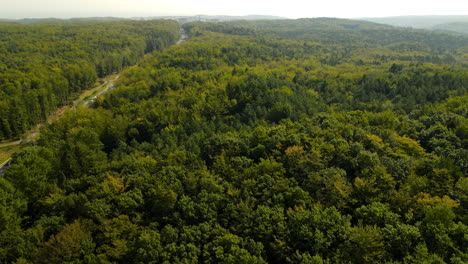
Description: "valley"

(0, 17), (466, 264)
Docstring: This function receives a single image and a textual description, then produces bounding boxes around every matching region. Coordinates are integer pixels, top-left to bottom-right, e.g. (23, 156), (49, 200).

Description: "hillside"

(188, 18), (468, 65)
(361, 15), (468, 29)
(0, 18), (467, 263)
(0, 20), (180, 140)
(0, 17), (129, 24)
(213, 18), (468, 49)
(433, 22), (468, 35)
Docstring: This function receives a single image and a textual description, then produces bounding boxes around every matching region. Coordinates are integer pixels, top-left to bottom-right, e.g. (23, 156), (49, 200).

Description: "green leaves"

(0, 17), (467, 264)
(346, 225), (385, 264)
(35, 221), (93, 264)
(4, 147), (54, 201)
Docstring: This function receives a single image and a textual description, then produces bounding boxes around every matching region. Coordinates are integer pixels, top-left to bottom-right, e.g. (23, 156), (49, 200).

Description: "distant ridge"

(0, 17), (128, 24)
(0, 15), (286, 24)
(433, 22), (468, 35)
(133, 14), (287, 22)
(360, 15), (468, 29)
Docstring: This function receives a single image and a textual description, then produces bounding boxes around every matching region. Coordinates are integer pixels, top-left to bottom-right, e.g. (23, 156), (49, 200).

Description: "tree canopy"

(1, 18), (467, 263)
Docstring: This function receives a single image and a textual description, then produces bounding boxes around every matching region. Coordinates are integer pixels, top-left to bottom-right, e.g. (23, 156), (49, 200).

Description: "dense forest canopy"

(186, 18), (468, 68)
(0, 20), (179, 140)
(0, 18), (467, 263)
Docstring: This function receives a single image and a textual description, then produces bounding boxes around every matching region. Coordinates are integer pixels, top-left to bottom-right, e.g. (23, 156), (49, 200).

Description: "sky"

(1, 0), (467, 19)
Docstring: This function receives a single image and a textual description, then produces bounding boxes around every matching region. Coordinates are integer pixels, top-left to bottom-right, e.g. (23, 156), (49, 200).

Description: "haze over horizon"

(1, 0), (467, 19)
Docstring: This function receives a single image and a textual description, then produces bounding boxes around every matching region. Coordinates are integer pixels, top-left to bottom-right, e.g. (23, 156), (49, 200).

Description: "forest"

(0, 18), (467, 263)
(0, 20), (180, 139)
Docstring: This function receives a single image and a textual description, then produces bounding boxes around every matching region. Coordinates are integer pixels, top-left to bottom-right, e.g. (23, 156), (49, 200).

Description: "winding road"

(0, 28), (189, 175)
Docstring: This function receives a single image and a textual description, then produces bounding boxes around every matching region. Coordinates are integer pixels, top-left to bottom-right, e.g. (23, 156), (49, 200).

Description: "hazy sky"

(1, 0), (467, 19)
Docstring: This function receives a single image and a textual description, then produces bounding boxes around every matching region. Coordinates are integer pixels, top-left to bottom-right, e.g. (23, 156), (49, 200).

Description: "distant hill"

(1, 15), (285, 24)
(360, 15), (468, 29)
(68, 17), (128, 22)
(1, 17), (127, 24)
(221, 17), (468, 51)
(433, 22), (468, 35)
(136, 15), (286, 23)
(196, 15), (287, 21)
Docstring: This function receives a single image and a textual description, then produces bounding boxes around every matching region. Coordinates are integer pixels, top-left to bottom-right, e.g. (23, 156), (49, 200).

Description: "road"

(85, 28), (187, 106)
(84, 75), (120, 107)
(176, 28), (188, 45)
(86, 28), (187, 106)
(0, 28), (189, 175)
